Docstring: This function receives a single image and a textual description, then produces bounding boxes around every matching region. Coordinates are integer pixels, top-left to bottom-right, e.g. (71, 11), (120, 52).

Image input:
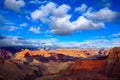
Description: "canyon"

(0, 47), (119, 80)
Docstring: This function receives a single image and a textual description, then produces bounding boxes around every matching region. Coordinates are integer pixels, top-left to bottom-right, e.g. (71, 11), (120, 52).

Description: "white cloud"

(31, 2), (119, 35)
(92, 36), (105, 39)
(75, 4), (87, 12)
(112, 32), (120, 37)
(0, 36), (24, 47)
(111, 38), (120, 47)
(20, 23), (28, 27)
(29, 27), (40, 34)
(45, 30), (53, 37)
(0, 26), (21, 31)
(31, 2), (56, 22)
(0, 35), (120, 48)
(49, 3), (104, 35)
(73, 16), (104, 30)
(4, 0), (25, 12)
(50, 15), (104, 35)
(8, 26), (19, 31)
(50, 15), (74, 35)
(0, 15), (14, 25)
(30, 0), (41, 4)
(26, 16), (31, 20)
(84, 7), (119, 22)
(30, 0), (48, 4)
(53, 4), (70, 18)
(31, 2), (71, 21)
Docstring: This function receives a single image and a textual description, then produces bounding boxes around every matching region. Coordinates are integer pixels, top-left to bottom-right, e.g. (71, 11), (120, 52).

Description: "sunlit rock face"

(14, 49), (52, 60)
(54, 49), (100, 58)
(14, 48), (107, 61)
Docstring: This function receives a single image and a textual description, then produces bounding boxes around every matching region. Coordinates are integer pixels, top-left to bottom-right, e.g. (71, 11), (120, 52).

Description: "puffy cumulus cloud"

(72, 16), (104, 30)
(31, 2), (71, 21)
(52, 4), (70, 18)
(84, 7), (119, 22)
(50, 15), (74, 35)
(112, 32), (120, 37)
(31, 2), (119, 35)
(31, 2), (56, 22)
(4, 0), (25, 12)
(49, 4), (74, 35)
(75, 4), (87, 12)
(29, 27), (40, 34)
(31, 2), (74, 35)
(50, 15), (104, 35)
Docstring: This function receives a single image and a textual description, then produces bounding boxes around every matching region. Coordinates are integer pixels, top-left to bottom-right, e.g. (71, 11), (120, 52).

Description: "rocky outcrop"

(105, 47), (120, 78)
(0, 49), (13, 60)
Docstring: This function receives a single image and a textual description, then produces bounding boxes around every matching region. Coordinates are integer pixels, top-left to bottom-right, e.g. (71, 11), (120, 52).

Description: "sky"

(0, 0), (120, 48)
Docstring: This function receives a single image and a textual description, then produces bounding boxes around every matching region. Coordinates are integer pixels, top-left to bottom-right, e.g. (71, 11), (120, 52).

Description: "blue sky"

(0, 0), (120, 48)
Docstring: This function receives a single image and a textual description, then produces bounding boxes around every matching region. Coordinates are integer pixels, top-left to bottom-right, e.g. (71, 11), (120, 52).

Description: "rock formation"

(0, 49), (13, 60)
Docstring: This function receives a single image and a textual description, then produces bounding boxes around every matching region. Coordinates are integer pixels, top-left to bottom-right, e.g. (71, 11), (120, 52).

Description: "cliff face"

(105, 47), (120, 78)
(55, 47), (120, 80)
(108, 47), (120, 60)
